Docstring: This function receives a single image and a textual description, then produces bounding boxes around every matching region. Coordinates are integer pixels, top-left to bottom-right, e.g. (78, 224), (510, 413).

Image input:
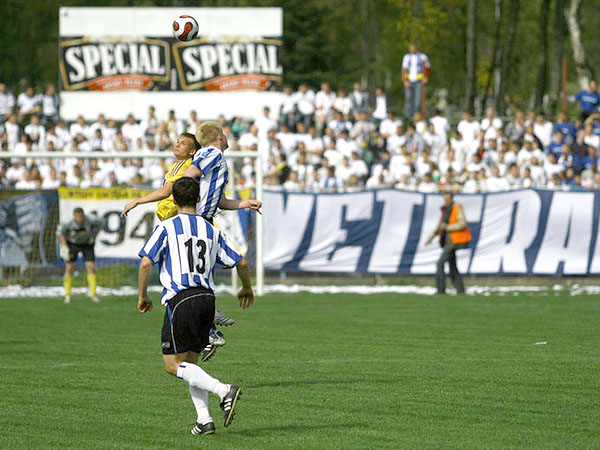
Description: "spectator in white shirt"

(282, 170), (302, 192)
(315, 82), (336, 133)
(15, 168), (40, 190)
(350, 82), (369, 119)
(275, 124), (298, 157)
(372, 88), (388, 125)
(294, 83), (315, 130)
(417, 173), (438, 193)
(255, 106), (278, 140)
(24, 115), (45, 149)
(0, 82), (16, 123)
(239, 125), (260, 150)
(336, 129), (359, 158)
(277, 85), (296, 129)
(349, 151), (369, 180)
(429, 109), (450, 144)
(141, 106), (160, 137)
(41, 166), (61, 189)
(333, 89), (352, 116)
(533, 112), (553, 149)
(582, 123), (600, 150)
(121, 114), (144, 146)
(485, 166), (510, 192)
(17, 87), (41, 121)
(41, 84), (60, 125)
(69, 115), (87, 139)
(457, 110), (480, 146)
(380, 111), (402, 138)
(480, 107), (503, 141)
(5, 114), (20, 150)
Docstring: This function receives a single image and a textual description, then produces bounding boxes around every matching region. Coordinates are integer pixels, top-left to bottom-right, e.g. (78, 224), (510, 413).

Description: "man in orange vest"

(425, 192), (472, 294)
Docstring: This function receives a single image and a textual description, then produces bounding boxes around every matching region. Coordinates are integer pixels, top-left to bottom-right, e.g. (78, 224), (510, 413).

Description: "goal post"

(0, 150), (264, 296)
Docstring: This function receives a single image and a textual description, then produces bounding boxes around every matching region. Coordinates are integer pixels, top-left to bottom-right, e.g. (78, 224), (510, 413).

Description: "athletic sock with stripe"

(177, 362), (229, 400)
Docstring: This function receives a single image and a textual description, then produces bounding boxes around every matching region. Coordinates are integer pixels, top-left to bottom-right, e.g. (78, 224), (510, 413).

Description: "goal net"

(0, 151), (264, 297)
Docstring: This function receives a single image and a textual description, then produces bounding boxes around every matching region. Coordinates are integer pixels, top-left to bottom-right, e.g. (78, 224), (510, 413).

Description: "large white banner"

(263, 189), (600, 275)
(58, 7), (283, 120)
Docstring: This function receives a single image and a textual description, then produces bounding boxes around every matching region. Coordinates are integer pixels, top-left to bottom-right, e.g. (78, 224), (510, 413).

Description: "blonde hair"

(196, 121), (222, 147)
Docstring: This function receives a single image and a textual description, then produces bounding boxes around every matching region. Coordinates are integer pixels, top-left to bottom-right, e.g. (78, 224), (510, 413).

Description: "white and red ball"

(172, 15), (199, 42)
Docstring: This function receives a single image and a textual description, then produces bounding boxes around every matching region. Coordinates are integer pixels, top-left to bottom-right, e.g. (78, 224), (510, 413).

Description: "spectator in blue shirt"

(554, 112), (576, 144)
(581, 146), (598, 172)
(569, 80), (600, 121)
(547, 130), (564, 156)
(560, 146), (582, 173)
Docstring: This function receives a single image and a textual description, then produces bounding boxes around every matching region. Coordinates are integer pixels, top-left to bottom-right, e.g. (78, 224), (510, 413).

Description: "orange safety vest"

(447, 203), (472, 244)
(439, 203), (472, 245)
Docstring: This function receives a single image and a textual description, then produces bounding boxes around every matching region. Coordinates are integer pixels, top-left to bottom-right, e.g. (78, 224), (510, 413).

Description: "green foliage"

(0, 292), (599, 448)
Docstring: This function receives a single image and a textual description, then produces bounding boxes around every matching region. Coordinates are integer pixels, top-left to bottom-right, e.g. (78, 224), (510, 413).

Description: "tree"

(498, 0), (520, 115)
(534, 0), (551, 111)
(464, 0), (477, 113)
(565, 0), (590, 89)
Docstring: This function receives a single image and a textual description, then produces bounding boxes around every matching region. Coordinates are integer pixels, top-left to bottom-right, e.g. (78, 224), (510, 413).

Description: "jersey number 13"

(184, 237), (207, 274)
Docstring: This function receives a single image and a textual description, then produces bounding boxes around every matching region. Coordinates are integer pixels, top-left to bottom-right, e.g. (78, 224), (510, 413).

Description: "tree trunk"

(565, 0), (590, 89)
(482, 0), (503, 113)
(548, 0), (568, 114)
(534, 0), (551, 111)
(464, 0), (477, 114)
(498, 0), (520, 115)
(359, 0), (370, 88)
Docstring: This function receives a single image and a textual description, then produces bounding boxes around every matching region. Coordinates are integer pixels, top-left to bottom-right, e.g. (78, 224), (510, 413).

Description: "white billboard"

(58, 7), (284, 121)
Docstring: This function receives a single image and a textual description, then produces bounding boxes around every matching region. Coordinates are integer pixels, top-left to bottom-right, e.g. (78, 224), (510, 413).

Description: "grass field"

(0, 291), (598, 449)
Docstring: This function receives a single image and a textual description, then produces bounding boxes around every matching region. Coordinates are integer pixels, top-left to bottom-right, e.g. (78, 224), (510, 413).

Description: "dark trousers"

(435, 241), (467, 294)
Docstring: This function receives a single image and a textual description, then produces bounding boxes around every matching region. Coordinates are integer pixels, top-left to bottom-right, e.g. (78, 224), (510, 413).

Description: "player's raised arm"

(219, 195), (262, 213)
(121, 183), (174, 218)
(183, 163), (202, 179)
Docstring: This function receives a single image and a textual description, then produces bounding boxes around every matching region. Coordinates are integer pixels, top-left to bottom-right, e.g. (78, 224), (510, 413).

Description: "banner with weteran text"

(263, 189), (600, 275)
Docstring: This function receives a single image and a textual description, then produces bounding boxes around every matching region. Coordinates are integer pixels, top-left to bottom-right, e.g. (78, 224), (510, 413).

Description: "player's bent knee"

(162, 356), (184, 376)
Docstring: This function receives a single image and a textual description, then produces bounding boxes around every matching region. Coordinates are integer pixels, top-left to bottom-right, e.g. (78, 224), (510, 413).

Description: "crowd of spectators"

(2, 80), (600, 193)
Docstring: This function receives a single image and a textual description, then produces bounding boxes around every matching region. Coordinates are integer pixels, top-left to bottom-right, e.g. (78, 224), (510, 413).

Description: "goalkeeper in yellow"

(121, 127), (261, 361)
(58, 207), (103, 304)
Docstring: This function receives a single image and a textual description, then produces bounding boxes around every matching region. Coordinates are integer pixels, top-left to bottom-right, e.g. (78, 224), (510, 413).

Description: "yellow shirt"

(156, 158), (192, 221)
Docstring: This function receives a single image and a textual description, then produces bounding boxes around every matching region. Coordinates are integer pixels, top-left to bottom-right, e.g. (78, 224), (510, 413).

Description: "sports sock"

(189, 385), (212, 424)
(177, 362), (229, 399)
(64, 275), (73, 297)
(87, 273), (97, 297)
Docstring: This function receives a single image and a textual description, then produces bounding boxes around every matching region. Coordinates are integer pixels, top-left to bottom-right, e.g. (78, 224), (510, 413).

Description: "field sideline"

(0, 292), (598, 449)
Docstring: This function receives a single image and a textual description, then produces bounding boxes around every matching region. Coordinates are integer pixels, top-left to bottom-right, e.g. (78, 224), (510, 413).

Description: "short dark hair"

(73, 207), (84, 215)
(173, 177), (199, 208)
(180, 132), (200, 150)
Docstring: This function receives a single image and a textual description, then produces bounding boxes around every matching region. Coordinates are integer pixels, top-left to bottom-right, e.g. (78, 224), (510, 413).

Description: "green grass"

(0, 292), (598, 449)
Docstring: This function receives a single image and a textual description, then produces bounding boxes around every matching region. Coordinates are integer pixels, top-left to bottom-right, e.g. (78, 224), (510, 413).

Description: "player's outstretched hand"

(137, 294), (153, 313)
(242, 199), (263, 214)
(237, 287), (254, 309)
(121, 201), (137, 218)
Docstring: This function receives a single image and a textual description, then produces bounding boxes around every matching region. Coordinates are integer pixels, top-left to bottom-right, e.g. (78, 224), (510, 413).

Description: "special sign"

(59, 36), (282, 92)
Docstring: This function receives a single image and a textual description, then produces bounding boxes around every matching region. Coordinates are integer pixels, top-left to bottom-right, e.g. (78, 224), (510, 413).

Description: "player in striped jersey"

(138, 177), (253, 435)
(122, 124), (260, 359)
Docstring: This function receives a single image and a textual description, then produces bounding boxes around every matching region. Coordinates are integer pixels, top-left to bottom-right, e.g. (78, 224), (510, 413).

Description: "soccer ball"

(172, 15), (199, 42)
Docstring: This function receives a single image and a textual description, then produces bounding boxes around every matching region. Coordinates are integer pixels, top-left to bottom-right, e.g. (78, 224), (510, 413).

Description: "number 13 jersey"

(139, 213), (242, 304)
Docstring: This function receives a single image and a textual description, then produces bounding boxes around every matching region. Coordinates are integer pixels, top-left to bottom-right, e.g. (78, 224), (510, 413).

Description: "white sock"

(177, 362), (229, 399)
(189, 385), (212, 425)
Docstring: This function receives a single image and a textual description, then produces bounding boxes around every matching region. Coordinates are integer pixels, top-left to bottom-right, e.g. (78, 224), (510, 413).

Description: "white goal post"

(0, 150), (264, 296)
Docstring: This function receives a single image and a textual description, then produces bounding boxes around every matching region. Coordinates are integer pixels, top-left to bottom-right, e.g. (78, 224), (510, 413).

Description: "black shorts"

(67, 243), (95, 262)
(161, 286), (215, 355)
